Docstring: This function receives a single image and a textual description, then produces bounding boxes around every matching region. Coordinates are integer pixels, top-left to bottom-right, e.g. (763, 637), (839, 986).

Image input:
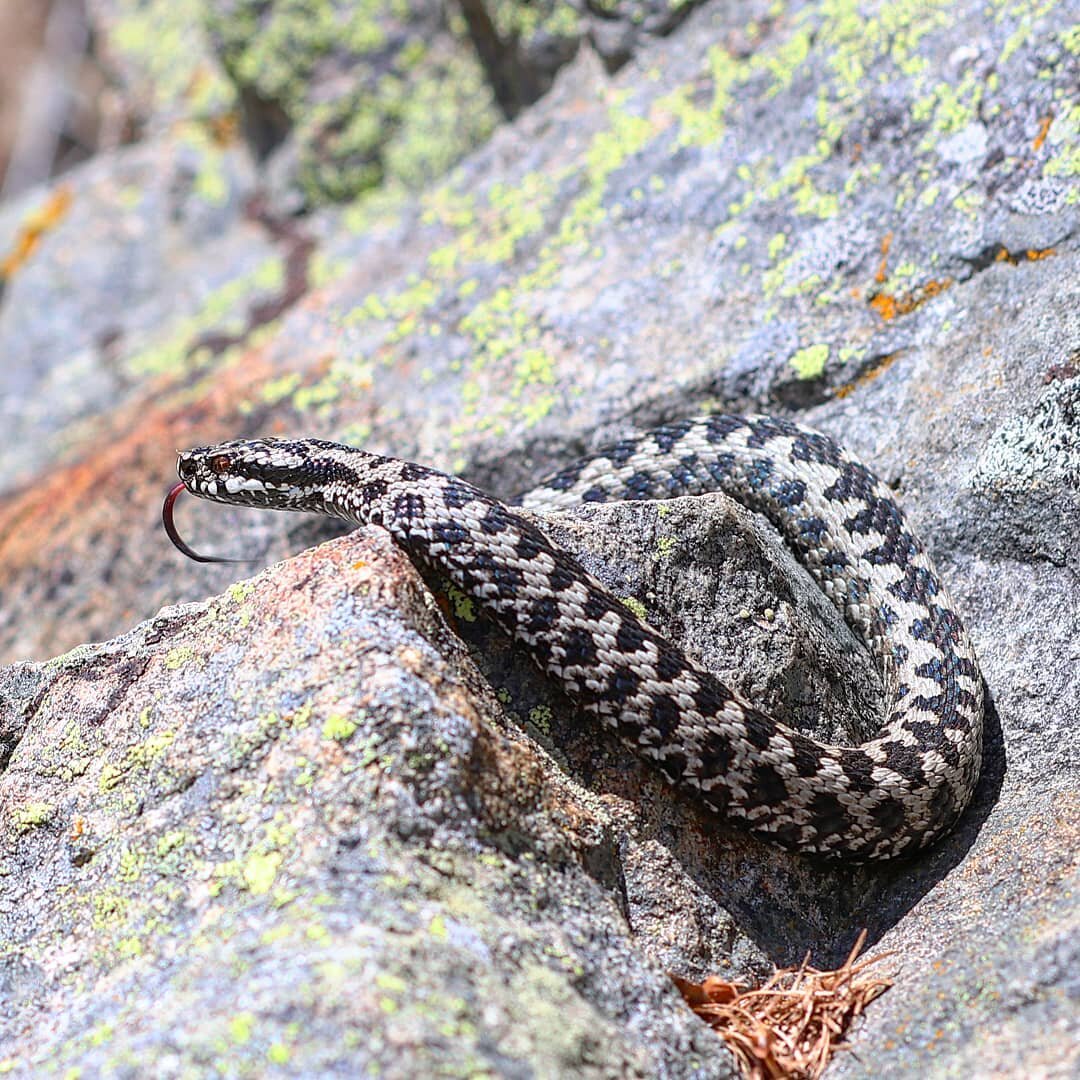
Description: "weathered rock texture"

(1, 0), (1078, 1075)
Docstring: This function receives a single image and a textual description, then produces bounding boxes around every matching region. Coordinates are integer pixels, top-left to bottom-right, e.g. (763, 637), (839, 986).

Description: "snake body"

(173, 414), (983, 859)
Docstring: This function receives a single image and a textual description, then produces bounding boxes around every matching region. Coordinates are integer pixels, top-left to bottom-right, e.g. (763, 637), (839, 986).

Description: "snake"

(164, 414), (983, 860)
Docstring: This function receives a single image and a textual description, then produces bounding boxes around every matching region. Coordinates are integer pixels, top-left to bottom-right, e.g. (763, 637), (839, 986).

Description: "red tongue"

(162, 480), (247, 564)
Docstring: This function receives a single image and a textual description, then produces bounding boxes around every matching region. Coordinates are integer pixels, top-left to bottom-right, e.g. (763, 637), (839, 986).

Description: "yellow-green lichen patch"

(426, 171), (558, 272)
(620, 596), (648, 619)
(91, 890), (129, 932)
(321, 714), (358, 742)
(552, 101), (657, 252)
(123, 254), (284, 378)
(242, 851), (284, 896)
(13, 802), (55, 832)
(446, 586), (477, 622)
(98, 730), (177, 795)
(751, 27), (813, 97)
(46, 720), (93, 783)
(267, 1042), (292, 1065)
(790, 343), (831, 379)
(165, 643), (197, 669)
(1043, 103), (1080, 179)
(155, 829), (189, 859)
(88, 1021), (115, 1048)
(228, 582), (255, 604)
(228, 1011), (256, 1045)
(659, 43), (742, 148)
(527, 705), (554, 736)
(117, 847), (144, 883)
(111, 1), (236, 120)
(511, 349), (557, 398)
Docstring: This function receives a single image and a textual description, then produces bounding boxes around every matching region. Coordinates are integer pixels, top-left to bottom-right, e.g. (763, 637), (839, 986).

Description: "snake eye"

(210, 455), (232, 475)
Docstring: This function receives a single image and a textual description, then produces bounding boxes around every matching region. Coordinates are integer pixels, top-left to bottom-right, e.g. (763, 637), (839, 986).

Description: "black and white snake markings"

(166, 414), (983, 859)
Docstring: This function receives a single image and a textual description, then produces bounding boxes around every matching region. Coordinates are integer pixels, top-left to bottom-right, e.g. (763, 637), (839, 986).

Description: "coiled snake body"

(170, 415), (983, 859)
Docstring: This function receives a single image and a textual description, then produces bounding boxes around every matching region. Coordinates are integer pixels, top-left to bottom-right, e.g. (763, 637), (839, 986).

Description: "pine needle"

(672, 930), (894, 1079)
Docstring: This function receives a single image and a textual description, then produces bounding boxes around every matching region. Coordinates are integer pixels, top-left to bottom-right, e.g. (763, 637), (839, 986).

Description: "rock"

(0, 135), (266, 493)
(578, 0), (705, 70)
(0, 529), (738, 1077)
(1, 0), (1079, 1074)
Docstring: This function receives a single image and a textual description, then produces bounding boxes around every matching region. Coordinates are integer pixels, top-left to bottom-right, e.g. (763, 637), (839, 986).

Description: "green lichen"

(13, 802), (54, 832)
(228, 1011), (255, 1045)
(242, 851), (284, 896)
(752, 28), (812, 96)
(227, 582), (255, 604)
(790, 343), (830, 379)
(156, 830), (189, 857)
(164, 645), (196, 670)
(207, 0), (498, 204)
(447, 586), (477, 622)
(112, 0), (236, 120)
(661, 44), (740, 147)
(98, 730), (177, 794)
(267, 1043), (292, 1064)
(620, 596), (648, 619)
(321, 714), (358, 741)
(92, 891), (129, 931)
(527, 705), (553, 735)
(124, 254), (284, 378)
(117, 847), (144, 883)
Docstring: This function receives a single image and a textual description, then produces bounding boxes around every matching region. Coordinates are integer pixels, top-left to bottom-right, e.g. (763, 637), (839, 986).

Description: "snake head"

(175, 438), (329, 510)
(166, 438), (349, 563)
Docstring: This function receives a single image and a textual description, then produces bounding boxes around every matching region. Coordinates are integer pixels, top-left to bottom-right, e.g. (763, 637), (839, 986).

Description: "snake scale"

(167, 414), (983, 860)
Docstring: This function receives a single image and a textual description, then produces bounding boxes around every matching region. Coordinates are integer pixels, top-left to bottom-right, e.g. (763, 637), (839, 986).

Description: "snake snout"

(177, 453), (196, 483)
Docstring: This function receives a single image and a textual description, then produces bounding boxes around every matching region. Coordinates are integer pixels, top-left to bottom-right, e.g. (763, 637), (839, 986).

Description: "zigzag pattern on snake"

(168, 414), (983, 859)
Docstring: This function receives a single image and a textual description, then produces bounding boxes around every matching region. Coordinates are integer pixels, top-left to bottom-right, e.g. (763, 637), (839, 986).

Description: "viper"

(164, 415), (983, 860)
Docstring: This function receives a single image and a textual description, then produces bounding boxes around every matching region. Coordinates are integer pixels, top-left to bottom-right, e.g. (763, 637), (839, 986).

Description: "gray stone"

(0, 530), (739, 1077)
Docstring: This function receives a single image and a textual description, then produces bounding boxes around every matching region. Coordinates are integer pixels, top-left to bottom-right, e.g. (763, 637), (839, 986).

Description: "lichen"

(790, 343), (830, 379)
(321, 714), (358, 741)
(13, 802), (55, 832)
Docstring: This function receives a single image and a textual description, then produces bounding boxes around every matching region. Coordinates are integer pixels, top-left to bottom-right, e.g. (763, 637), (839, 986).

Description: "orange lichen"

(993, 245), (1056, 265)
(206, 111), (241, 148)
(0, 186), (73, 280)
(869, 278), (952, 321)
(874, 232), (893, 284)
(834, 352), (901, 399)
(1032, 113), (1053, 151)
(673, 931), (894, 1080)
(868, 293), (898, 320)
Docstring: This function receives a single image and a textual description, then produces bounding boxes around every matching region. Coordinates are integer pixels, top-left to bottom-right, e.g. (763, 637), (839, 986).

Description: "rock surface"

(0, 530), (736, 1076)
(1, 0), (1079, 1075)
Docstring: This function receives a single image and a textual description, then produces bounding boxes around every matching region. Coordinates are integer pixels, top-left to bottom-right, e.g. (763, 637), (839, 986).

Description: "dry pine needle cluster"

(672, 930), (894, 1079)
